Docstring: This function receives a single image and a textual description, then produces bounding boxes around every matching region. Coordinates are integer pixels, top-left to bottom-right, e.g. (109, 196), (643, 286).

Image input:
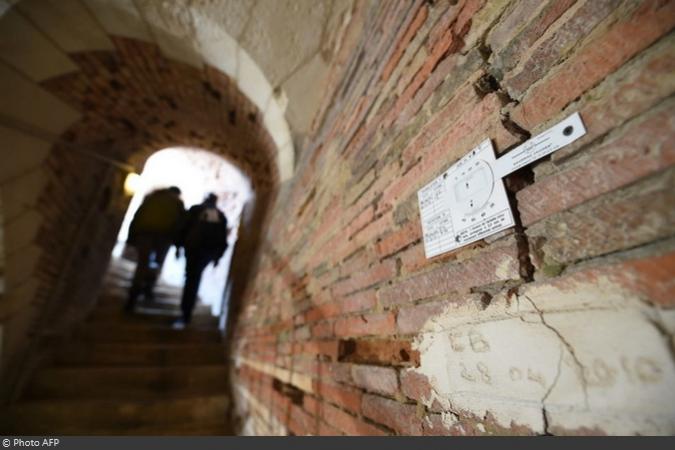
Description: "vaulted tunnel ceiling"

(0, 0), (360, 183)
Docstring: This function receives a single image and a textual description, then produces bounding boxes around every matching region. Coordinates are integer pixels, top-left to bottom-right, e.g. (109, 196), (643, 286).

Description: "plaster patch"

(412, 277), (675, 435)
(441, 411), (459, 428)
(495, 257), (517, 279)
(544, 308), (675, 435)
(414, 312), (562, 432)
(521, 273), (645, 312)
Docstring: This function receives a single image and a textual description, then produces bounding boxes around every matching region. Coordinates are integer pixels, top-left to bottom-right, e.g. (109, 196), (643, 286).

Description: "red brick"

(303, 395), (322, 417)
(400, 370), (433, 403)
(318, 361), (354, 385)
(620, 251), (675, 307)
(345, 213), (393, 257)
(340, 246), (378, 279)
(512, 0), (675, 130)
(211, 0), (675, 437)
(346, 205), (376, 239)
(383, 93), (517, 213)
(334, 312), (396, 338)
(331, 259), (397, 297)
(290, 356), (321, 378)
(376, 220), (422, 258)
(395, 46), (482, 128)
(318, 420), (343, 436)
(339, 289), (377, 314)
(383, 0), (482, 130)
(321, 403), (387, 436)
(518, 100), (675, 226)
(489, 0), (577, 72)
(551, 34), (675, 163)
(503, 0), (617, 98)
(381, 4), (429, 83)
(311, 320), (335, 339)
(301, 340), (340, 360)
(523, 248), (675, 307)
(305, 302), (340, 322)
(361, 394), (423, 435)
(313, 380), (362, 413)
(427, 1), (462, 50)
(288, 404), (316, 435)
(379, 238), (520, 306)
(351, 364), (399, 396)
(342, 162), (399, 228)
(527, 168), (675, 265)
(340, 338), (419, 366)
(397, 242), (428, 273)
(399, 79), (484, 168)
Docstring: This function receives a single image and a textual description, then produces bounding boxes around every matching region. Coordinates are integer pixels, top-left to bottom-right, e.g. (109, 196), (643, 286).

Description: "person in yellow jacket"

(125, 186), (184, 311)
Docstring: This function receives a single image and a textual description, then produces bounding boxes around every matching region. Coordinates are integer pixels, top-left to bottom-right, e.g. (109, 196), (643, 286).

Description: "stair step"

(87, 309), (218, 328)
(96, 288), (187, 305)
(24, 366), (229, 400)
(75, 324), (222, 344)
(7, 259), (234, 435)
(88, 305), (216, 325)
(1, 395), (230, 435)
(56, 343), (226, 366)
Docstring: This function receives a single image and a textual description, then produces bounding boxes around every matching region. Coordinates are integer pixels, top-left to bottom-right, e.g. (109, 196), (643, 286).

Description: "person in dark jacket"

(173, 193), (229, 328)
(126, 186), (185, 311)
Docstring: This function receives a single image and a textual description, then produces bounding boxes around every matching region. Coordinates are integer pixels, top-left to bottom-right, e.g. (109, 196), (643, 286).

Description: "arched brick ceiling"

(0, 0), (359, 182)
(41, 36), (279, 191)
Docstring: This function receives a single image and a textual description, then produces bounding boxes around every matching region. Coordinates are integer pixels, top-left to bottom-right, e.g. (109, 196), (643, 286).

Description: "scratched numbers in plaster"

(544, 309), (675, 434)
(418, 317), (565, 431)
(414, 303), (675, 434)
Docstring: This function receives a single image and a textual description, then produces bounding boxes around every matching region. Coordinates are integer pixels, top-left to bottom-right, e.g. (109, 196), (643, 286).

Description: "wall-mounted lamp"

(123, 172), (142, 196)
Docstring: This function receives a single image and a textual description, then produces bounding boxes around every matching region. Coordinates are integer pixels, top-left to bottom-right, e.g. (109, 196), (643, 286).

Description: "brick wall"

(229, 0), (675, 435)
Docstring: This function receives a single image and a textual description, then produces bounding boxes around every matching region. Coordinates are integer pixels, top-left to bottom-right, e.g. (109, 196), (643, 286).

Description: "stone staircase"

(1, 260), (233, 435)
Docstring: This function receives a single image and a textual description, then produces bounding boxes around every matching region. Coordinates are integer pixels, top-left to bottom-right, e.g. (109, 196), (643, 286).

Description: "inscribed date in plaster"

(412, 279), (675, 435)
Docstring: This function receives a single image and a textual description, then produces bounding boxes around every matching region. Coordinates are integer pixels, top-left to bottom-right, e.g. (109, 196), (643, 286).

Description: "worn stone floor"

(1, 259), (233, 435)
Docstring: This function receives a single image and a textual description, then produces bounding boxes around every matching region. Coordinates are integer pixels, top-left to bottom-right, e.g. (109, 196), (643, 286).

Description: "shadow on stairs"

(1, 259), (234, 435)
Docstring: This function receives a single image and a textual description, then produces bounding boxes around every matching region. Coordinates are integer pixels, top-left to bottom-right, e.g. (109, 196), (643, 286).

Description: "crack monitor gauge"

(418, 112), (586, 258)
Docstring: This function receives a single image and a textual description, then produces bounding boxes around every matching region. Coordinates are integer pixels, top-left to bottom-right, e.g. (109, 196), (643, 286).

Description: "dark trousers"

(128, 234), (172, 307)
(181, 250), (214, 322)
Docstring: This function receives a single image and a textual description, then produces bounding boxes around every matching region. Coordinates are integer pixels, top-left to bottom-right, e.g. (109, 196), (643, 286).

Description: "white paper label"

(418, 113), (586, 258)
(418, 139), (514, 258)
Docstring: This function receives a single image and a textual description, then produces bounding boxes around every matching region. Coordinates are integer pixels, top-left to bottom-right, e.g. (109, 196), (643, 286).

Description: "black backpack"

(184, 206), (228, 254)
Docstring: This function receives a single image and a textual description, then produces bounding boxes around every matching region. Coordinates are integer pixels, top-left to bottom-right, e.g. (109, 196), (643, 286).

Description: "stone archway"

(0, 23), (286, 397)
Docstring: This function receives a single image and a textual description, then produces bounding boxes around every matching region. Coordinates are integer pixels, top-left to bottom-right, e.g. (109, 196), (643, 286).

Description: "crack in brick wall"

(230, 0), (675, 436)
